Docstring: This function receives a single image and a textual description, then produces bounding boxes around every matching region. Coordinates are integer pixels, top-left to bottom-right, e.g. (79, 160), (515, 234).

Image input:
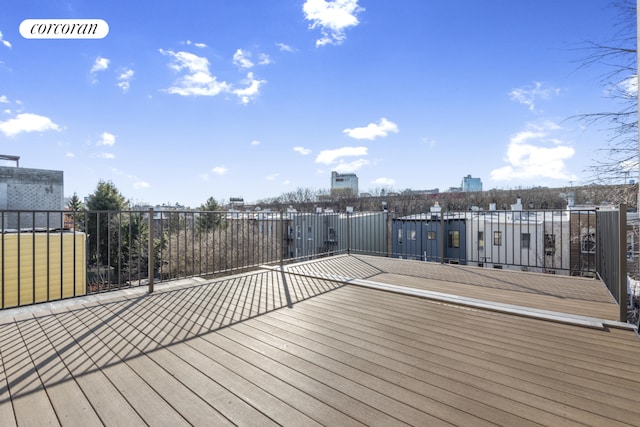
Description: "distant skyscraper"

(462, 175), (482, 192)
(331, 171), (359, 196)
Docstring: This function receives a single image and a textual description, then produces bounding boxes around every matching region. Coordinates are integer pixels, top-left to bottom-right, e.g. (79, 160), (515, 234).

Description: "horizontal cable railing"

(0, 207), (627, 314)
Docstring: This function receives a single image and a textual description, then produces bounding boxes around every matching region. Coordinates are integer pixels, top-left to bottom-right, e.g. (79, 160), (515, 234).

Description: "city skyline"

(0, 1), (636, 207)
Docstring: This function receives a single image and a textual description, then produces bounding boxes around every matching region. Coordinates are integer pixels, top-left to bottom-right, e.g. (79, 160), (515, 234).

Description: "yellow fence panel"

(0, 232), (86, 308)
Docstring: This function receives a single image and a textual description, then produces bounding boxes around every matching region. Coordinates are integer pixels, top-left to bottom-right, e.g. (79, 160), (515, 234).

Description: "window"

(397, 228), (403, 245)
(427, 231), (436, 240)
(296, 225), (302, 239)
(408, 230), (417, 241)
(307, 225), (313, 240)
(478, 231), (484, 249)
(493, 231), (502, 246)
(545, 233), (556, 255)
(581, 231), (596, 254)
(521, 233), (530, 249)
(448, 230), (460, 248)
(327, 226), (336, 242)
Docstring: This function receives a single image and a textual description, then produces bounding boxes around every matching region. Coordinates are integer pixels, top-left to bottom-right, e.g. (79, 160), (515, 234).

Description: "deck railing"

(0, 207), (630, 320)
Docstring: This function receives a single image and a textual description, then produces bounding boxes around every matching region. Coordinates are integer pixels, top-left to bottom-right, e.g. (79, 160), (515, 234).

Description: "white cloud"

(334, 159), (369, 173)
(66, 152), (75, 158)
(233, 49), (254, 68)
(232, 72), (265, 105)
(282, 180), (291, 185)
(97, 152), (115, 159)
(160, 49), (230, 96)
(373, 177), (395, 186)
(96, 132), (116, 146)
(293, 146), (311, 155)
(266, 173), (279, 181)
(212, 166), (228, 175)
(160, 49), (266, 105)
(276, 42), (294, 52)
(490, 121), (576, 182)
(303, 0), (364, 47)
(91, 56), (110, 73)
(0, 95), (8, 103)
(617, 75), (638, 98)
(113, 168), (149, 188)
(422, 137), (437, 147)
(161, 49), (265, 103)
(0, 31), (11, 48)
(344, 117), (398, 140)
(316, 146), (367, 164)
(117, 68), (134, 93)
(258, 53), (271, 65)
(251, 140), (261, 146)
(509, 82), (560, 112)
(0, 113), (60, 137)
(186, 40), (207, 48)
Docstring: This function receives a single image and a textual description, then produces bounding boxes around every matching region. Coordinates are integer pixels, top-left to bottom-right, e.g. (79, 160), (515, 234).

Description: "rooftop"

(0, 254), (638, 426)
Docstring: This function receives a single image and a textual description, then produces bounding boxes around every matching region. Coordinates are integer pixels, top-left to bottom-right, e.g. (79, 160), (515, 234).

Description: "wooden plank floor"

(289, 254), (621, 320)
(0, 256), (639, 426)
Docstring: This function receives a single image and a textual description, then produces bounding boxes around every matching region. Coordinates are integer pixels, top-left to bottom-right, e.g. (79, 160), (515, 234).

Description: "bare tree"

(572, 0), (637, 183)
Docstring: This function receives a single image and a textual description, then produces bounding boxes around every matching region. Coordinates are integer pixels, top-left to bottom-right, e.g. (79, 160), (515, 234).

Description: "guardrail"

(0, 207), (630, 320)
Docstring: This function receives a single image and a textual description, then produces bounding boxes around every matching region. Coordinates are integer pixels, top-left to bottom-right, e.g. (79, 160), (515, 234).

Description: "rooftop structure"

(0, 164), (64, 229)
(0, 154), (19, 167)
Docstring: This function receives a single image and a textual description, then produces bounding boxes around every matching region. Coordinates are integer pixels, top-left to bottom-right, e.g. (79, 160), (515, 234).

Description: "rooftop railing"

(0, 206), (630, 321)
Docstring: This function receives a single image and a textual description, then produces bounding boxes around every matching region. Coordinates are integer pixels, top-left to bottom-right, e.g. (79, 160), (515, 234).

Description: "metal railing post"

(440, 213), (445, 264)
(148, 208), (154, 293)
(280, 210), (284, 268)
(347, 212), (351, 255)
(619, 204), (627, 322)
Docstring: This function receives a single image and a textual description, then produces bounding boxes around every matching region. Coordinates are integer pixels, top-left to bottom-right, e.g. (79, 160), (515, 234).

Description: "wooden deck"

(0, 255), (639, 426)
(287, 254), (622, 320)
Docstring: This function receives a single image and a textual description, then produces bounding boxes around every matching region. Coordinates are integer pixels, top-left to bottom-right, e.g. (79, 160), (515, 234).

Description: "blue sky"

(0, 1), (636, 207)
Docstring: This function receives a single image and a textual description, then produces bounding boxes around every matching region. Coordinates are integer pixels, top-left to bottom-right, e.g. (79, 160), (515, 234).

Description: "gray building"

(462, 174), (482, 192)
(331, 171), (358, 196)
(0, 163), (64, 229)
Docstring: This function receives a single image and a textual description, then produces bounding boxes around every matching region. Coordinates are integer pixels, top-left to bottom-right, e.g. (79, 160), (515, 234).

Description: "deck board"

(287, 254), (620, 320)
(77, 303), (233, 426)
(0, 343), (17, 427)
(0, 255), (639, 426)
(60, 308), (192, 426)
(16, 315), (101, 427)
(34, 310), (147, 427)
(223, 321), (527, 427)
(245, 313), (579, 427)
(278, 289), (640, 419)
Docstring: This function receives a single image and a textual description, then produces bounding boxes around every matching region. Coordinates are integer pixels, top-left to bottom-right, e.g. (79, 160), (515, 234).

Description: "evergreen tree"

(197, 196), (224, 232)
(66, 192), (84, 211)
(85, 181), (129, 282)
(65, 192), (85, 230)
